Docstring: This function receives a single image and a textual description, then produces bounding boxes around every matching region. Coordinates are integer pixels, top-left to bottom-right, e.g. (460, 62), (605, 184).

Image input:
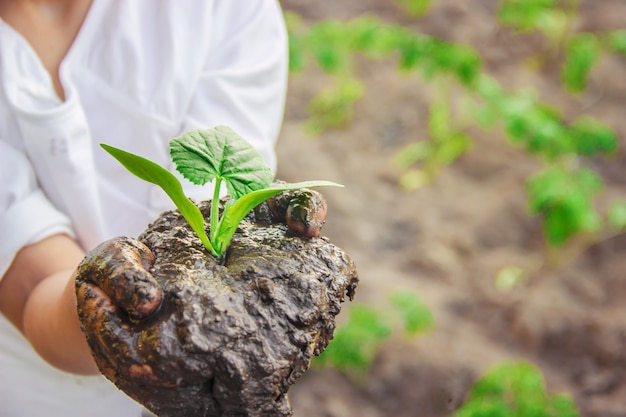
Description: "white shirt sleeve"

(0, 141), (74, 279)
(181, 0), (288, 183)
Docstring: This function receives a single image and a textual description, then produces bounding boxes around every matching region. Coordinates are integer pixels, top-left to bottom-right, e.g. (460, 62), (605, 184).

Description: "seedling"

(314, 290), (433, 378)
(102, 125), (341, 258)
(455, 361), (580, 417)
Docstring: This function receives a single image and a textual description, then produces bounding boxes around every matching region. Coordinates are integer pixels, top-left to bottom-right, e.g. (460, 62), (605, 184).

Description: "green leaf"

(561, 34), (600, 93)
(214, 180), (343, 254)
(607, 30), (626, 55)
(305, 78), (364, 134)
(100, 144), (215, 255)
(569, 117), (618, 156)
(498, 0), (559, 32)
(394, 141), (431, 169)
(526, 167), (603, 246)
(306, 20), (351, 74)
(389, 290), (434, 336)
(170, 126), (274, 200)
(348, 17), (398, 57)
(455, 361), (580, 417)
(432, 132), (473, 166)
(428, 98), (451, 141)
(396, 31), (431, 71)
(315, 305), (391, 373)
(285, 12), (307, 73)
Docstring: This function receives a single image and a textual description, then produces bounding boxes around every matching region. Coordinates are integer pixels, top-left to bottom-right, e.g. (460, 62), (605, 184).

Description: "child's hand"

(76, 237), (162, 322)
(73, 197), (357, 417)
(74, 237), (170, 386)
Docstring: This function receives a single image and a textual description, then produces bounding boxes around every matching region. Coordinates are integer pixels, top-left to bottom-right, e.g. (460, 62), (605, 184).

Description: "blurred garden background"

(275, 0), (626, 416)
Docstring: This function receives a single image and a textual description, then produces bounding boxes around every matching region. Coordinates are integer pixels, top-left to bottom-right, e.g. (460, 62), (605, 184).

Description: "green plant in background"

(455, 361), (580, 417)
(526, 166), (603, 246)
(314, 305), (391, 376)
(305, 78), (364, 135)
(498, 0), (626, 94)
(287, 14), (482, 133)
(561, 33), (600, 93)
(395, 80), (474, 189)
(498, 0), (580, 51)
(314, 290), (434, 378)
(395, 0), (433, 17)
(561, 29), (626, 93)
(472, 76), (619, 250)
(286, 1), (625, 254)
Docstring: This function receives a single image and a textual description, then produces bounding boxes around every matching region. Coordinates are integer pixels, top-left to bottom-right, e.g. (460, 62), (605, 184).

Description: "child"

(0, 1), (289, 415)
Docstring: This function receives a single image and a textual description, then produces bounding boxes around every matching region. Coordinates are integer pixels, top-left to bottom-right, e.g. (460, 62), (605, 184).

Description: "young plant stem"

(210, 177), (223, 253)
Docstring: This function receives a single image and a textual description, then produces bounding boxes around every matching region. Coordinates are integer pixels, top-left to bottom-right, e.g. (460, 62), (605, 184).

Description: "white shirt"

(0, 1), (288, 415)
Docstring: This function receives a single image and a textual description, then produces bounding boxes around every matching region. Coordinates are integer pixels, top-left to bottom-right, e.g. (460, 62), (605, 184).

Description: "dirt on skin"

(278, 1), (626, 416)
(77, 200), (358, 417)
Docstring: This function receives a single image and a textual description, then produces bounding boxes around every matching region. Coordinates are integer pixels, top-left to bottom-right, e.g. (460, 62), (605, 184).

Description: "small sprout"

(314, 290), (433, 377)
(389, 290), (434, 336)
(102, 126), (342, 258)
(455, 361), (581, 417)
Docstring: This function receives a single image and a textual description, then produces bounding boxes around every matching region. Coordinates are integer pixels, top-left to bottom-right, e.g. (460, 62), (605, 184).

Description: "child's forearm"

(23, 269), (99, 375)
(0, 234), (99, 375)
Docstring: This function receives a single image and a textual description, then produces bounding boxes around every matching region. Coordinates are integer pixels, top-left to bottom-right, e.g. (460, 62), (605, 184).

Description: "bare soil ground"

(276, 1), (626, 416)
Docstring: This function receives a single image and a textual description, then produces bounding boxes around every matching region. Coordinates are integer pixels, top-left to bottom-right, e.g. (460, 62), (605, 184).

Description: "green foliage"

(498, 0), (626, 95)
(607, 30), (626, 56)
(569, 117), (618, 156)
(498, 0), (556, 32)
(561, 33), (600, 93)
(101, 143), (215, 253)
(389, 290), (434, 336)
(394, 31), (482, 85)
(286, 4), (620, 249)
(526, 166), (603, 245)
(103, 126), (341, 257)
(285, 12), (307, 73)
(395, 0), (433, 17)
(315, 290), (433, 376)
(305, 78), (364, 134)
(497, 0), (581, 51)
(315, 305), (391, 374)
(474, 77), (617, 162)
(287, 15), (482, 132)
(305, 20), (354, 74)
(395, 90), (474, 189)
(170, 127), (274, 200)
(288, 15), (482, 83)
(455, 361), (580, 417)
(451, 68), (616, 248)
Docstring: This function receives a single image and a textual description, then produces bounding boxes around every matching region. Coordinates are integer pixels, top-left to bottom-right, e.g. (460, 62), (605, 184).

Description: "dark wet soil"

(78, 200), (358, 417)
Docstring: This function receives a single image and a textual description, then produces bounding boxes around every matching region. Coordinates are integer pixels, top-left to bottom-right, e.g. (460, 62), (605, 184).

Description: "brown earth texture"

(275, 1), (626, 416)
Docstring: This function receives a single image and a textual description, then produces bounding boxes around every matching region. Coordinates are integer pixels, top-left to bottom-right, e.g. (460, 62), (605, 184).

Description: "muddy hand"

(75, 237), (162, 322)
(265, 185), (328, 237)
(75, 237), (207, 391)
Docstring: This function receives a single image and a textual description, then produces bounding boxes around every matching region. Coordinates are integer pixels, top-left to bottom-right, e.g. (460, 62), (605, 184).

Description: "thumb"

(76, 237), (162, 321)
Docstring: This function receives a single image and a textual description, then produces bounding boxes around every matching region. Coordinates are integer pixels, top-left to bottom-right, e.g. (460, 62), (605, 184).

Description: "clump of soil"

(77, 200), (358, 417)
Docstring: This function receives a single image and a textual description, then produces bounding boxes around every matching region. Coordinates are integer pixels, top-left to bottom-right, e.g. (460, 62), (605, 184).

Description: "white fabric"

(0, 0), (288, 415)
